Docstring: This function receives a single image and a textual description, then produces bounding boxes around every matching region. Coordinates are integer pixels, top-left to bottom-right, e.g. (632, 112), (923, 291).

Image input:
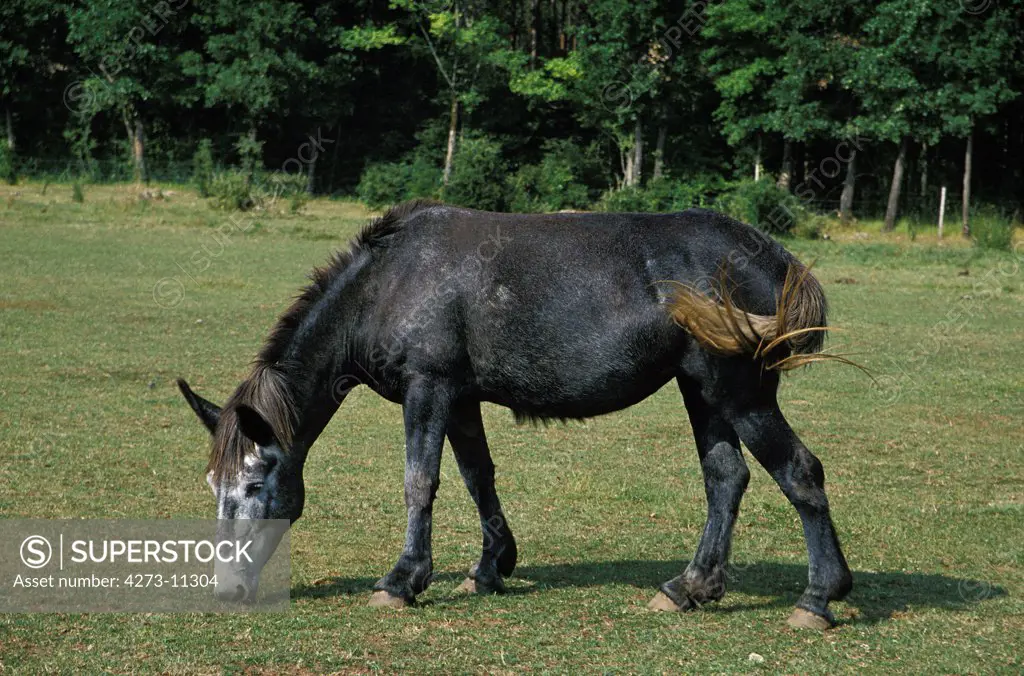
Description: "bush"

(970, 206), (1015, 251)
(508, 143), (591, 213)
(209, 170), (260, 211)
(794, 213), (828, 240)
(443, 135), (509, 211)
(356, 150), (443, 209)
(267, 171), (309, 214)
(192, 139), (215, 197)
(235, 134), (263, 183)
(405, 154), (442, 201)
(357, 161), (413, 209)
(0, 143), (16, 185)
(596, 175), (725, 213)
(71, 182), (84, 203)
(508, 141), (594, 213)
(717, 179), (804, 235)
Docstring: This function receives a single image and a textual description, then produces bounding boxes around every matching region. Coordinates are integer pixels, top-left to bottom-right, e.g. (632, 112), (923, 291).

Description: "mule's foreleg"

(447, 400), (517, 594)
(651, 380), (750, 612)
(729, 404), (853, 629)
(370, 380), (453, 607)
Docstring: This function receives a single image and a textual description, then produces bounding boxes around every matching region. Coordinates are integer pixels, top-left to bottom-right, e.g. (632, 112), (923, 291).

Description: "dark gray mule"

(179, 200), (852, 628)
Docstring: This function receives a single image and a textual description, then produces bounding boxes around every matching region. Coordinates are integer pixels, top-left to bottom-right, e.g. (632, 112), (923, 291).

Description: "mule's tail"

(669, 262), (836, 371)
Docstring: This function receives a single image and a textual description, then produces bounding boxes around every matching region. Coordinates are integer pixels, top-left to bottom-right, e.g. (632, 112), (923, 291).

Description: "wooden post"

(962, 129), (973, 237)
(754, 133), (762, 181)
(937, 185), (947, 240)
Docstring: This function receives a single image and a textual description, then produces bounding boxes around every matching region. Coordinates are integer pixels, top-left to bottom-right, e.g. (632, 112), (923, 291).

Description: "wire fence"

(6, 157), (1020, 224)
(14, 157), (197, 185)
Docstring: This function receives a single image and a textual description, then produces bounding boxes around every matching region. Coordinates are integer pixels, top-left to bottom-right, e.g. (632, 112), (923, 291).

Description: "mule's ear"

(235, 404), (278, 448)
(177, 379), (221, 435)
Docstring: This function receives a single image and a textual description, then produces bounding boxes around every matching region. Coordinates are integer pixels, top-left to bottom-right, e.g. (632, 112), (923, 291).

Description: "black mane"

(256, 199), (439, 366)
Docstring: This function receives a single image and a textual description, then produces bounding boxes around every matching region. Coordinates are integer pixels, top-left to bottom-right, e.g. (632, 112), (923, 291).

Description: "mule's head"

(177, 378), (302, 603)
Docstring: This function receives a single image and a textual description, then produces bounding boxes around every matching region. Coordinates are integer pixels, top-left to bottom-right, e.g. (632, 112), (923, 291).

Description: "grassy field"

(1, 183), (1022, 673)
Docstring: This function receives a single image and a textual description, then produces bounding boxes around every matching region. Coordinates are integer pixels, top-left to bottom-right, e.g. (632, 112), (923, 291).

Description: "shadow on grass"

(292, 559), (1005, 625)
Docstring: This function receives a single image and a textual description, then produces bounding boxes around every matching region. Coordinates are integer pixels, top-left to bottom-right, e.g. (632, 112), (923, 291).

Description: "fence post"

(937, 185), (947, 240)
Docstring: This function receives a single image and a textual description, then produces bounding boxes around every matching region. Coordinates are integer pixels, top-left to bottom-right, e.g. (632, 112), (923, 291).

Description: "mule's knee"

(783, 447), (829, 510)
(704, 442), (749, 492)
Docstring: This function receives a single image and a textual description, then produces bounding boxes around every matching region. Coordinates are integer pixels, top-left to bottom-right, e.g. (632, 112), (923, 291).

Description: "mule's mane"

(207, 199), (439, 480)
(258, 198), (438, 365)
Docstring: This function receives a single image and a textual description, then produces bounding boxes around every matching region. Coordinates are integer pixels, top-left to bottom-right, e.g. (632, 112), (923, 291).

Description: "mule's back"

(363, 204), (811, 419)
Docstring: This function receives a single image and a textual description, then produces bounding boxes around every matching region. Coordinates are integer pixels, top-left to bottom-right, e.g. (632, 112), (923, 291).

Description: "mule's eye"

(245, 482), (264, 497)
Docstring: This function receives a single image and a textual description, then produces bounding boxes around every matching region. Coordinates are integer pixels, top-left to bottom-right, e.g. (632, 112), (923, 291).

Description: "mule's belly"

(468, 305), (686, 420)
(479, 364), (678, 420)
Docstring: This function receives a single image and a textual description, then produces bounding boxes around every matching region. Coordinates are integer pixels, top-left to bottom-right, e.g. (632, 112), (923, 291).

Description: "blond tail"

(669, 263), (844, 372)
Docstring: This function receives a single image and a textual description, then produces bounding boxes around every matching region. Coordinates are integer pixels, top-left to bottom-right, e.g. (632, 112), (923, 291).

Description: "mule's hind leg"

(725, 386), (853, 628)
(650, 377), (750, 612)
(447, 400), (517, 594)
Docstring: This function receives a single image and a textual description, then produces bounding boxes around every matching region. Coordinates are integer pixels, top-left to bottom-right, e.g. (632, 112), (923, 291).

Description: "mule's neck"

(272, 253), (373, 455)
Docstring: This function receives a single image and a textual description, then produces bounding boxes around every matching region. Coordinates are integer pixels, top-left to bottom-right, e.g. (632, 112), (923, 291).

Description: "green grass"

(1, 183), (1022, 673)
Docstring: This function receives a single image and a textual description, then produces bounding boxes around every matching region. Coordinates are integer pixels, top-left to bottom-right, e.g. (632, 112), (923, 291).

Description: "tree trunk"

(530, 0), (540, 68)
(5, 106), (14, 151)
(919, 141), (928, 197)
(652, 124), (667, 180)
(549, 0), (558, 55)
(328, 115), (343, 193)
(621, 146), (632, 189)
(777, 138), (792, 191)
(792, 141), (805, 189)
(559, 0), (568, 52)
(754, 133), (762, 181)
(962, 129), (973, 237)
(121, 106), (147, 184)
(442, 96), (460, 186)
(243, 124), (258, 187)
(1012, 101), (1024, 222)
(632, 118), (643, 187)
(840, 148), (857, 224)
(510, 0), (519, 49)
(306, 152), (316, 194)
(132, 117), (147, 184)
(883, 136), (909, 232)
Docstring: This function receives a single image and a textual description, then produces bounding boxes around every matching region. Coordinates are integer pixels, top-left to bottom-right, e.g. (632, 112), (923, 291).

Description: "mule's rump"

(668, 262), (829, 371)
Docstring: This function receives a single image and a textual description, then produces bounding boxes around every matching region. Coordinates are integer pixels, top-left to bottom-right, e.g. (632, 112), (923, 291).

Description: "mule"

(178, 200), (853, 629)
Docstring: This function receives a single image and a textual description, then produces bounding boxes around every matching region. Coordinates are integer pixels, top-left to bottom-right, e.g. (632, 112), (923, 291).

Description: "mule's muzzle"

(214, 575), (258, 604)
(214, 583), (247, 603)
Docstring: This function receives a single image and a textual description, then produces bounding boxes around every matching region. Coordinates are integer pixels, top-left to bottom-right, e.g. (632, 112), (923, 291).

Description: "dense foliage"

(1, 0), (1022, 223)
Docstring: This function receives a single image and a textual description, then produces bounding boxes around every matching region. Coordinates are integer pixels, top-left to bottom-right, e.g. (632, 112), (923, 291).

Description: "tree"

(846, 1), (935, 231)
(1, 0), (72, 165)
(568, 0), (664, 188)
(387, 1), (508, 187)
(928, 5), (1018, 235)
(703, 0), (780, 181)
(182, 0), (319, 178)
(849, 1), (1018, 231)
(66, 0), (194, 183)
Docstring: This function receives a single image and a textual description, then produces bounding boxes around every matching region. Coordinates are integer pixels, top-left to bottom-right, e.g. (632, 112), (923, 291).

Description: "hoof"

(647, 591), (682, 612)
(787, 607), (833, 630)
(455, 577), (477, 594)
(368, 591), (409, 609)
(455, 576), (505, 595)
